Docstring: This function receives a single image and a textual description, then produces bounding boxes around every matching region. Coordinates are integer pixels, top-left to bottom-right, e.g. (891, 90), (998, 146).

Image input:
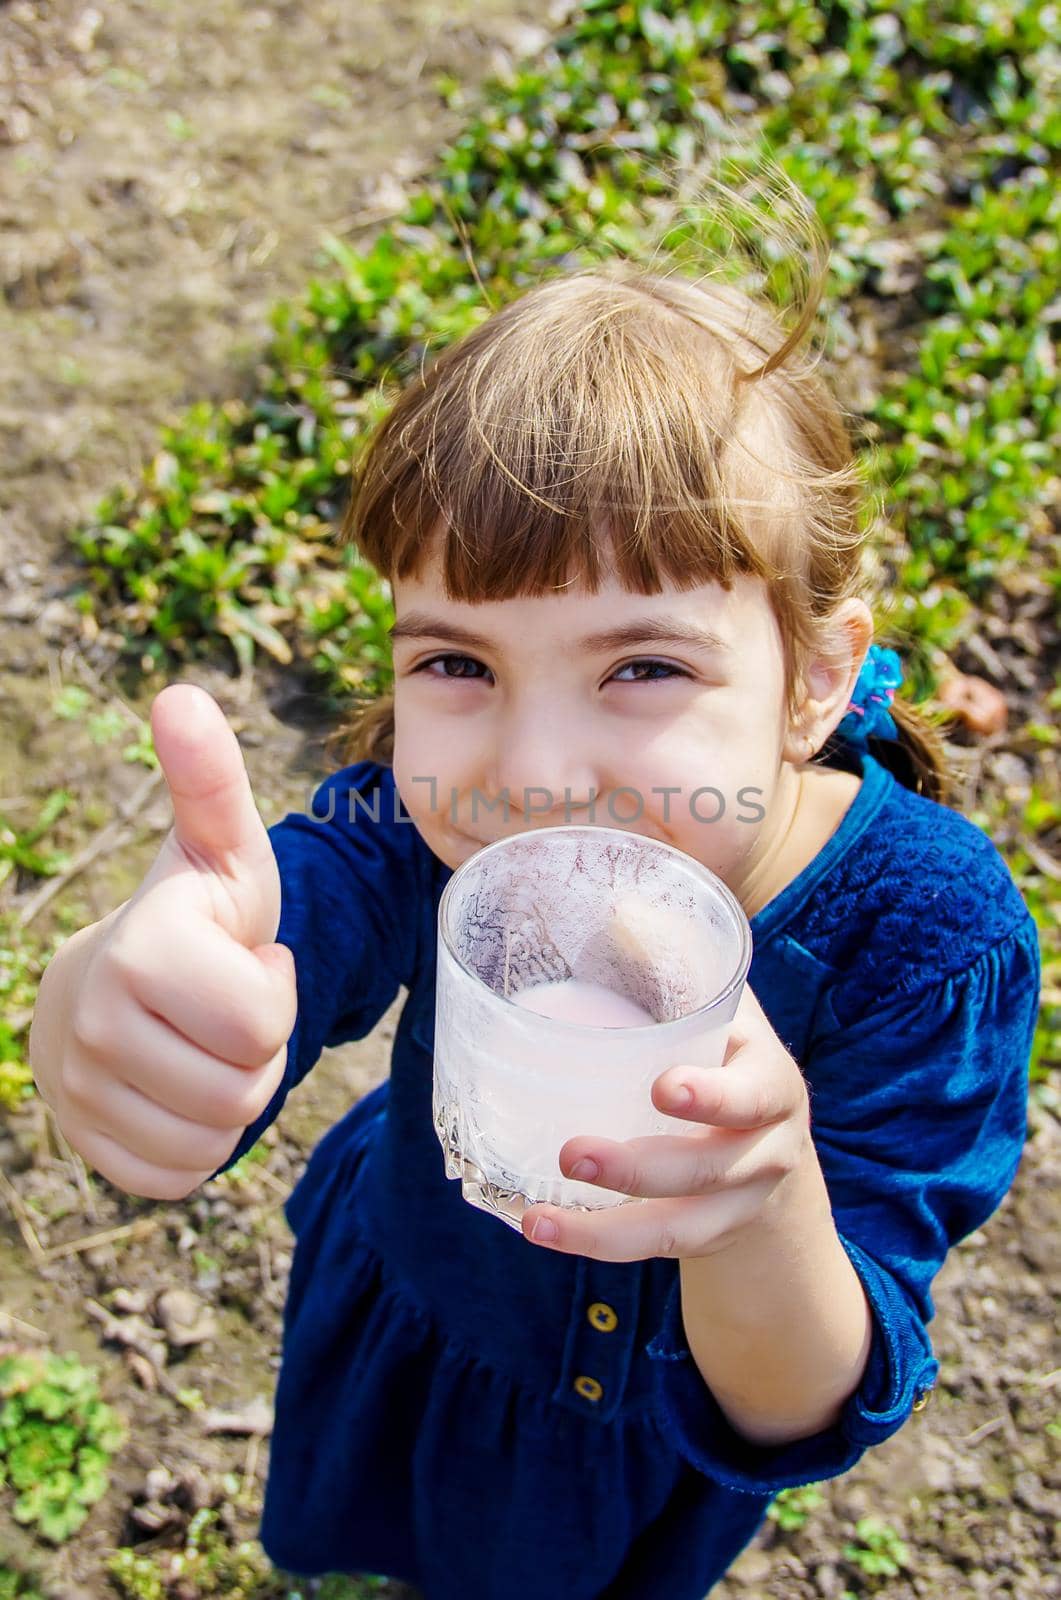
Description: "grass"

(65, 0), (1058, 694)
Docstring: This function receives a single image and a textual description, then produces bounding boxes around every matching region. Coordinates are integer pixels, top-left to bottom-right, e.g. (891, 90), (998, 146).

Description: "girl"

(35, 218), (1041, 1598)
(229, 253), (1040, 1596)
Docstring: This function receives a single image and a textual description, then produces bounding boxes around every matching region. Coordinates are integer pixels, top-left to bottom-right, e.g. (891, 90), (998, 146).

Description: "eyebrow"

(388, 610), (731, 657)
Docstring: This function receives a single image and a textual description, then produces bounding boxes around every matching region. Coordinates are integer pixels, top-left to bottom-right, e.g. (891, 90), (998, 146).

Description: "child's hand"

(29, 685), (297, 1202)
(520, 984), (811, 1260)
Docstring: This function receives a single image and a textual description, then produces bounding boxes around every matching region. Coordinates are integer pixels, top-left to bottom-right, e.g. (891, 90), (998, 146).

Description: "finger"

(69, 1124), (221, 1202)
(651, 1063), (796, 1129)
(65, 1078), (246, 1176)
(521, 1183), (775, 1262)
(108, 921), (297, 1069)
(73, 987), (287, 1129)
(557, 1125), (775, 1200)
(151, 684), (273, 871)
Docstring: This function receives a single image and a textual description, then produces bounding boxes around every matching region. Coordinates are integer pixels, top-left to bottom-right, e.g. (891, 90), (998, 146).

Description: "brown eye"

(611, 660), (688, 683)
(418, 654), (491, 680)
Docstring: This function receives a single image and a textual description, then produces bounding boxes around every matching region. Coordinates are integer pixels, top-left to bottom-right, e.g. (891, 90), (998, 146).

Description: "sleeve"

(644, 914), (1041, 1494)
(207, 761), (430, 1179)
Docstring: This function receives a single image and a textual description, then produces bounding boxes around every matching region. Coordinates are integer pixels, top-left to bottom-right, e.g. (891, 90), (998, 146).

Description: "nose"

(488, 701), (598, 826)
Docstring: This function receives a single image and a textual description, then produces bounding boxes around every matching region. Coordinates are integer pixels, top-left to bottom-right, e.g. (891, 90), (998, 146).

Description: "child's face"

(389, 555), (811, 913)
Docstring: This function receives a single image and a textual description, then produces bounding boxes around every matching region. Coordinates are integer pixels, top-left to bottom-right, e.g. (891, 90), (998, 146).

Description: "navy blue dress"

(212, 747), (1040, 1599)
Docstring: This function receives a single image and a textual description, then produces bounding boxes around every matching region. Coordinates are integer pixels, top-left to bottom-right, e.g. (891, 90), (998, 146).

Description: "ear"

(783, 599), (875, 764)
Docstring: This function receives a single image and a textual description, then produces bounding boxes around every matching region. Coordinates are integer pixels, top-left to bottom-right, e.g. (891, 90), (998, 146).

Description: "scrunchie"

(837, 643), (903, 748)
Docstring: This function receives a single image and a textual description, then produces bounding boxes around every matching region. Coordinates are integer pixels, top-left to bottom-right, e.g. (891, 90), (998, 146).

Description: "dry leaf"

(199, 1393), (274, 1436)
(937, 673), (1009, 736)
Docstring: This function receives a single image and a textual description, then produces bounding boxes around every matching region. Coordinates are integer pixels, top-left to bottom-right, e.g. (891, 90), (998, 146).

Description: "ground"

(0, 2), (1057, 1597)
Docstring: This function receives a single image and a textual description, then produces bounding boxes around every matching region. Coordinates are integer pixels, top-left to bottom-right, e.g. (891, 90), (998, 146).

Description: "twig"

(0, 1308), (48, 1342)
(212, 1162), (290, 1201)
(251, 1165), (291, 1198)
(16, 765), (164, 927)
(241, 1432), (261, 1501)
(59, 645), (144, 731)
(38, 1211), (173, 1263)
(961, 1415), (1006, 1446)
(0, 1165), (46, 1263)
(250, 1191), (295, 1220)
(35, 1096), (54, 1163)
(1024, 838), (1060, 881)
(52, 1122), (102, 1222)
(258, 1237), (274, 1303)
(330, 201), (423, 233)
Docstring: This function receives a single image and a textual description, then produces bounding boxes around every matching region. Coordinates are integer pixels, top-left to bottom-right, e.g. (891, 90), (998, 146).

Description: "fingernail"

(672, 1084), (693, 1110)
(569, 1158), (599, 1182)
(530, 1217), (558, 1243)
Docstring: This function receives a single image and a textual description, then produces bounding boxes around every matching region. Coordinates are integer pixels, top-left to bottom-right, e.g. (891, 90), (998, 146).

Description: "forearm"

(678, 1145), (873, 1448)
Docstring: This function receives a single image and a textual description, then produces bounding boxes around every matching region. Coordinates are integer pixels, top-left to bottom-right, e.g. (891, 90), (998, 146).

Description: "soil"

(0, 4), (1057, 1599)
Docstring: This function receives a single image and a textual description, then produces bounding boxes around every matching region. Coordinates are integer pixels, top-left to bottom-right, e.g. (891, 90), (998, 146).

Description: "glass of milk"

(432, 825), (752, 1232)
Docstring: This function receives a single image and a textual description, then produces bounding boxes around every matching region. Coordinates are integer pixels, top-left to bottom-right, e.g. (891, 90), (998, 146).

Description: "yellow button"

(912, 1388), (932, 1412)
(587, 1302), (619, 1333)
(574, 1375), (603, 1403)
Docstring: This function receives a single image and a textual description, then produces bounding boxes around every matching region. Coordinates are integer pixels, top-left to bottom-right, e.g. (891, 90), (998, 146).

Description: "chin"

(432, 829), (484, 868)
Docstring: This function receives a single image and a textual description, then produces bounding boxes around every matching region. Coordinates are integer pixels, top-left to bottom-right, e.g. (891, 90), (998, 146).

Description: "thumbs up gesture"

(28, 685), (298, 1199)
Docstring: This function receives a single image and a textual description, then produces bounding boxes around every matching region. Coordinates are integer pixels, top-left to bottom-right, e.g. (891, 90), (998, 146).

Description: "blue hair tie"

(837, 643), (903, 748)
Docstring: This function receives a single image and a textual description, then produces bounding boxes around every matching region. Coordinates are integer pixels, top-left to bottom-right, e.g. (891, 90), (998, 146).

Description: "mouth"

(454, 816), (649, 851)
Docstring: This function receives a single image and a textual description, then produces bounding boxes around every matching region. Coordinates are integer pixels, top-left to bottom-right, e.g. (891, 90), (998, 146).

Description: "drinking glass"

(431, 825), (752, 1232)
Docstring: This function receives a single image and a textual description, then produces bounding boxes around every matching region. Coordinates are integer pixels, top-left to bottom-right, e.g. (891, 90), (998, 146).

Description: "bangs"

(343, 268), (805, 602)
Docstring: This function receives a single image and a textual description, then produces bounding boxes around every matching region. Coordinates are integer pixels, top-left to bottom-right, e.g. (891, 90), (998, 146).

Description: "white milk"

(463, 978), (660, 1185)
(508, 977), (656, 1028)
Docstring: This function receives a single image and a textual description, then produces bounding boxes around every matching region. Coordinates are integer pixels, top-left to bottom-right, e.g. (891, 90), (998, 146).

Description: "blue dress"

(212, 747), (1040, 1600)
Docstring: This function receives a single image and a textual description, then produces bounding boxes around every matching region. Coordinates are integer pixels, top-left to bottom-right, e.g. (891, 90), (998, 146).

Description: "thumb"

(151, 683), (271, 868)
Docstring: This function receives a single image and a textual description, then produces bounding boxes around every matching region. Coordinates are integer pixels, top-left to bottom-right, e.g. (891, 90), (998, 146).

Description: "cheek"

(628, 717), (743, 794)
(631, 733), (776, 851)
(392, 704), (468, 831)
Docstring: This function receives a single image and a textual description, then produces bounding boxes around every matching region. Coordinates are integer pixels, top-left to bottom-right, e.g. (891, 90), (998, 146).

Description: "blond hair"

(329, 169), (950, 800)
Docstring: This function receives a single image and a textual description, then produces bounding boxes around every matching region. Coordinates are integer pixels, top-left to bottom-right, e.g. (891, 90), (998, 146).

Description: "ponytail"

(860, 695), (955, 805)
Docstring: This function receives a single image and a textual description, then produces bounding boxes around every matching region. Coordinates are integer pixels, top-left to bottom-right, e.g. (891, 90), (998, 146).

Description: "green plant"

(51, 685), (159, 769)
(217, 1137), (272, 1188)
(0, 1350), (125, 1544)
(0, 1045), (34, 1112)
(0, 1566), (47, 1600)
(767, 1482), (826, 1530)
(873, 171), (1058, 611)
(107, 1551), (165, 1600)
(0, 791), (74, 888)
(842, 1515), (911, 1580)
(108, 1509), (394, 1598)
(0, 915), (56, 1112)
